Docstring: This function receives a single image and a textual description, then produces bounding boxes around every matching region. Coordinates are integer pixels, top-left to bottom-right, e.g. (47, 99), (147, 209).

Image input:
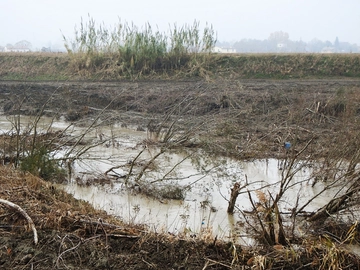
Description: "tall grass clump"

(63, 16), (217, 79)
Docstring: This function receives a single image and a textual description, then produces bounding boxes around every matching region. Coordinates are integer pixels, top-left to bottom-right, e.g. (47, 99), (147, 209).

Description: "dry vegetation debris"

(0, 166), (244, 269)
(0, 166), (359, 269)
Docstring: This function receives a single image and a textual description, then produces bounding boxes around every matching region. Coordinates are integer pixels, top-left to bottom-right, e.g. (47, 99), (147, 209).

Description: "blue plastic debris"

(284, 142), (291, 150)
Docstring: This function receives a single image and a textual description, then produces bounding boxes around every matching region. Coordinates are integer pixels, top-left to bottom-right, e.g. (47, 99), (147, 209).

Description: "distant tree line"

(218, 31), (359, 53)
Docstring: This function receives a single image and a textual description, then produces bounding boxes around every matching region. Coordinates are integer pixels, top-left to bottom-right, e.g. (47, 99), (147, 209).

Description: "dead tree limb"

(308, 187), (358, 223)
(0, 199), (38, 245)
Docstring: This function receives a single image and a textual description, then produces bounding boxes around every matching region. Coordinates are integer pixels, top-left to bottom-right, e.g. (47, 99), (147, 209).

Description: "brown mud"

(1, 78), (360, 159)
(1, 78), (360, 269)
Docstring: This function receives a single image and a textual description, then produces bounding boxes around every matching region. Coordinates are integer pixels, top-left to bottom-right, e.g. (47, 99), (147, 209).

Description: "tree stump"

(227, 182), (242, 214)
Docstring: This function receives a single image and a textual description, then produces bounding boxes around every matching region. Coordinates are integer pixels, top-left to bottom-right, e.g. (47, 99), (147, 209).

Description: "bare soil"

(1, 78), (360, 269)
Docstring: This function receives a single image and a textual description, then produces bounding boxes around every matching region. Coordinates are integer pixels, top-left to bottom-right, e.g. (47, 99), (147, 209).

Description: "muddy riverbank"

(2, 78), (360, 269)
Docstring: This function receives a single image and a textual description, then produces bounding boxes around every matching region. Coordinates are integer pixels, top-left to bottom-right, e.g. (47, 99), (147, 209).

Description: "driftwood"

(0, 199), (38, 245)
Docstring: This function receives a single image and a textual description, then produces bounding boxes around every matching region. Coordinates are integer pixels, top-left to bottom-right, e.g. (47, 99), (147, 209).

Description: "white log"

(0, 199), (38, 245)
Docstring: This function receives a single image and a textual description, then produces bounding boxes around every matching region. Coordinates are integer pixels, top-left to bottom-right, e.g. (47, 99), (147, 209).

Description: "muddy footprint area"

(1, 78), (360, 269)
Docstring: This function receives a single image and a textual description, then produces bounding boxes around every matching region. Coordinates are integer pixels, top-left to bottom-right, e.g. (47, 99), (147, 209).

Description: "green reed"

(63, 16), (217, 78)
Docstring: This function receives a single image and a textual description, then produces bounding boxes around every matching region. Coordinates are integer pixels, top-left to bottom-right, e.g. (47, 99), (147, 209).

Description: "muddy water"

(62, 155), (337, 245)
(0, 115), (336, 243)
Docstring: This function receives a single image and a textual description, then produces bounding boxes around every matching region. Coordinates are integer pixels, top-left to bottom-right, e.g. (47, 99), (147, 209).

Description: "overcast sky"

(1, 0), (359, 50)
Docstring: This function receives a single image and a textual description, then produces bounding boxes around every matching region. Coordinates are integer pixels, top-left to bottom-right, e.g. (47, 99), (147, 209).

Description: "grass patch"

(0, 53), (72, 81)
(1, 52), (360, 81)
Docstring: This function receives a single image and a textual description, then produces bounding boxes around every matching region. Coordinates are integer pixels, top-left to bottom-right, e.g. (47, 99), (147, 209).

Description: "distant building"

(212, 46), (236, 53)
(321, 47), (335, 53)
(4, 40), (31, 52)
(276, 43), (288, 52)
(277, 43), (287, 48)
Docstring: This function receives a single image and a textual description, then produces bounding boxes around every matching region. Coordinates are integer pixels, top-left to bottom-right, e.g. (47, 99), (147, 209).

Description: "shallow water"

(0, 115), (338, 243)
(62, 155), (338, 243)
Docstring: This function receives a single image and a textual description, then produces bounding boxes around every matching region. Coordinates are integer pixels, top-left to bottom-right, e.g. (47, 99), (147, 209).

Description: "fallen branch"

(0, 199), (38, 245)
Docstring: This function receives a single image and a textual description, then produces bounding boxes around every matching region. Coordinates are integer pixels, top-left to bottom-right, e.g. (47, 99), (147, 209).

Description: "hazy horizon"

(1, 0), (360, 50)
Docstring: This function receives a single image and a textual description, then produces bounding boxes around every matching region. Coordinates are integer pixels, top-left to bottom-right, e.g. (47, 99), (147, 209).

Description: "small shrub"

(20, 146), (66, 182)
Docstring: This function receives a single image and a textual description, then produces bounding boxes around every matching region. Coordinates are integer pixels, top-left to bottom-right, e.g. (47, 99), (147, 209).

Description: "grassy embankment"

(1, 17), (359, 81)
(0, 52), (360, 81)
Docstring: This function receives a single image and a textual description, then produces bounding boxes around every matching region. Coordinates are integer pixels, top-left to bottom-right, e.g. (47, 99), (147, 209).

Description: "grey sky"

(1, 0), (359, 50)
